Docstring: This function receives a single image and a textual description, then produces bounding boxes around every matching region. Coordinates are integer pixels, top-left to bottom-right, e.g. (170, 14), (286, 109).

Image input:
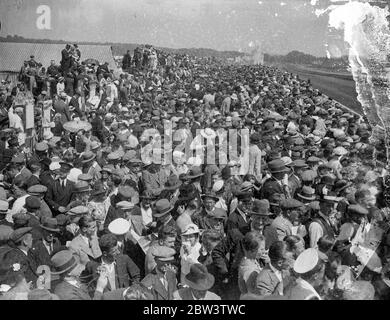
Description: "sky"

(0, 0), (345, 56)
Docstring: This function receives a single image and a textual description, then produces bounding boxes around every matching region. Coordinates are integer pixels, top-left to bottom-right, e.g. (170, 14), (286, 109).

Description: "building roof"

(0, 42), (117, 72)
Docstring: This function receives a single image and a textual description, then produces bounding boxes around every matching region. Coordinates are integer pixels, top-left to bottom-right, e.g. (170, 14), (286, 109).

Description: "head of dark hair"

(78, 215), (94, 229)
(99, 233), (118, 252)
(242, 231), (260, 253)
(283, 235), (302, 252)
(268, 241), (287, 262)
(158, 224), (177, 240)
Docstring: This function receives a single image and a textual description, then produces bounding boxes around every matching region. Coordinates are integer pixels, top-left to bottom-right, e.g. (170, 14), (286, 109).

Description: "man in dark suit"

(227, 192), (252, 240)
(30, 217), (62, 267)
(69, 92), (83, 119)
(45, 162), (75, 216)
(82, 233), (140, 292)
(142, 246), (178, 300)
(60, 44), (72, 74)
(25, 160), (42, 189)
(3, 227), (38, 283)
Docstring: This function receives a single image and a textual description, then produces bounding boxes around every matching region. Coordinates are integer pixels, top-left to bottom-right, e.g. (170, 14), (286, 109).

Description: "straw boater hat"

(40, 217), (60, 233)
(297, 186), (316, 202)
(50, 250), (80, 275)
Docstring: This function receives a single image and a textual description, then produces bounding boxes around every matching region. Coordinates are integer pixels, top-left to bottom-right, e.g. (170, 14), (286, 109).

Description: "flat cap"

(307, 156), (321, 163)
(25, 196), (41, 210)
(77, 174), (93, 182)
(280, 199), (304, 210)
(11, 154), (25, 164)
(10, 227), (32, 243)
(0, 225), (13, 241)
(27, 184), (48, 194)
(108, 218), (130, 235)
(152, 245), (176, 262)
(290, 159), (308, 168)
(12, 212), (31, 225)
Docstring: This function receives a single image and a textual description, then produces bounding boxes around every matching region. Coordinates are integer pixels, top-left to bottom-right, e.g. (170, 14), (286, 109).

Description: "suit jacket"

(53, 99), (71, 124)
(141, 270), (177, 300)
(54, 280), (102, 300)
(83, 254), (140, 291)
(68, 234), (102, 265)
(254, 264), (291, 297)
(25, 175), (41, 189)
(3, 248), (38, 283)
(260, 178), (288, 204)
(45, 179), (75, 214)
(173, 287), (221, 300)
(227, 209), (250, 239)
(30, 238), (62, 267)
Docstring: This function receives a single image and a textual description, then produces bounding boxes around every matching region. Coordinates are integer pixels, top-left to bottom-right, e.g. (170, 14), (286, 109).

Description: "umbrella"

(83, 58), (99, 65)
(63, 120), (92, 133)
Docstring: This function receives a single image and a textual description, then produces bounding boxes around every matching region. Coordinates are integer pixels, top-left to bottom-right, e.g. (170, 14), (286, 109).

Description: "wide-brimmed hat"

(40, 217), (60, 233)
(164, 174), (182, 191)
(250, 199), (271, 216)
(153, 199), (173, 218)
(268, 159), (290, 174)
(187, 167), (204, 179)
(297, 186), (316, 202)
(201, 191), (219, 202)
(184, 263), (215, 291)
(50, 250), (78, 275)
(81, 151), (96, 163)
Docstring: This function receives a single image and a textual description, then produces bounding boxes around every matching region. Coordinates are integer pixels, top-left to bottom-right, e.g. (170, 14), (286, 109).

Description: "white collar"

(80, 234), (90, 245)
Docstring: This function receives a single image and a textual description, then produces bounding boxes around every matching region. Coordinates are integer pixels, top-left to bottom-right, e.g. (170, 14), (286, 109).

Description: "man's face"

(104, 244), (120, 262)
(240, 199), (253, 213)
(83, 221), (96, 237)
(191, 288), (207, 299)
(162, 236), (176, 248)
(43, 229), (56, 243)
(181, 234), (197, 247)
(23, 233), (33, 249)
(251, 215), (265, 232)
(204, 198), (216, 212)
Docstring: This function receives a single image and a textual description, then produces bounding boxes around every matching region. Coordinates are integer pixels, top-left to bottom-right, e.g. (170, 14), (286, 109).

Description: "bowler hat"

(184, 263), (215, 291)
(153, 199), (173, 218)
(186, 167), (204, 179)
(25, 196), (41, 210)
(40, 217), (60, 233)
(250, 199), (271, 216)
(164, 174), (182, 191)
(268, 159), (290, 174)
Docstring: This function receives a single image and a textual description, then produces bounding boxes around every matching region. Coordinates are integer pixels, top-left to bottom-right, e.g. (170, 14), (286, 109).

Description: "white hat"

(212, 180), (224, 193)
(181, 223), (199, 236)
(43, 131), (54, 140)
(333, 146), (348, 156)
(49, 162), (61, 171)
(108, 218), (130, 236)
(294, 248), (320, 274)
(281, 156), (292, 166)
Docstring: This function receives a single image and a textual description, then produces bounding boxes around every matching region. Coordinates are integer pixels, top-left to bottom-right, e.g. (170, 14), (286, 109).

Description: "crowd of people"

(0, 43), (390, 301)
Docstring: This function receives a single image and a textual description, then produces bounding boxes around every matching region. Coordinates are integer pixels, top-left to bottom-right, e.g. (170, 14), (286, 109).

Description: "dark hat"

(67, 206), (89, 216)
(27, 184), (48, 195)
(334, 180), (352, 194)
(348, 204), (369, 216)
(318, 163), (333, 172)
(250, 199), (271, 216)
(164, 174), (182, 191)
(201, 191), (219, 202)
(262, 121), (275, 133)
(40, 217), (60, 233)
(237, 192), (253, 202)
(74, 181), (92, 193)
(91, 184), (106, 197)
(280, 199), (304, 210)
(297, 186), (316, 202)
(178, 184), (198, 202)
(153, 199), (173, 218)
(10, 227), (32, 243)
(290, 159), (308, 169)
(25, 196), (41, 210)
(56, 214), (70, 226)
(50, 250), (78, 275)
(59, 162), (73, 172)
(250, 133), (261, 144)
(152, 246), (176, 262)
(268, 159), (290, 174)
(187, 167), (204, 179)
(184, 263), (215, 291)
(320, 175), (335, 186)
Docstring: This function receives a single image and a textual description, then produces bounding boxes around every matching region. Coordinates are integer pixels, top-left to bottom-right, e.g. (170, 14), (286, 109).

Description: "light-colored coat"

(68, 234), (102, 265)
